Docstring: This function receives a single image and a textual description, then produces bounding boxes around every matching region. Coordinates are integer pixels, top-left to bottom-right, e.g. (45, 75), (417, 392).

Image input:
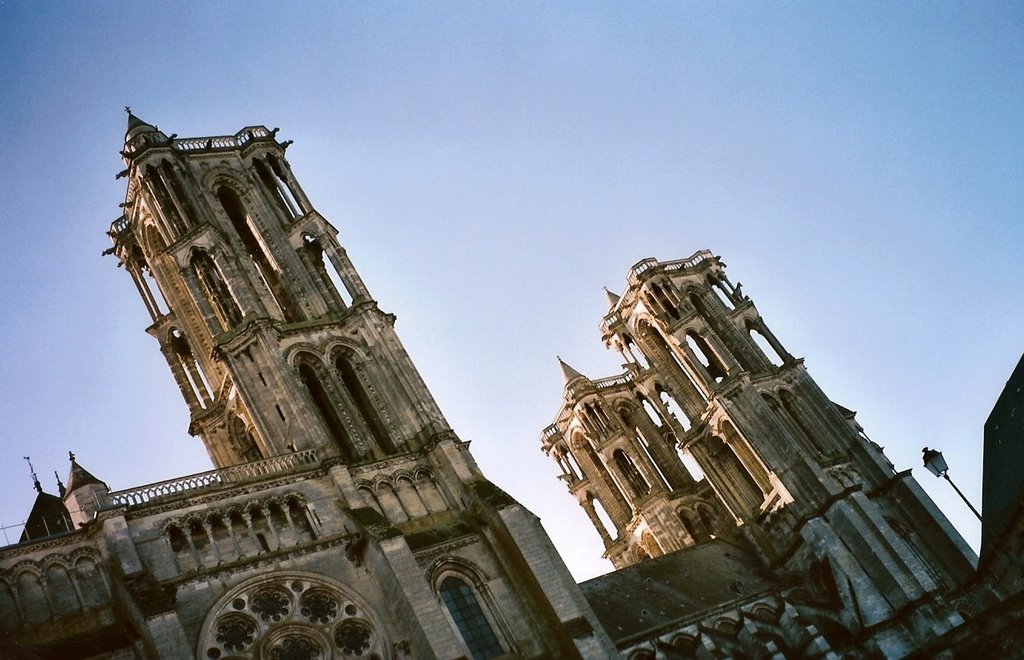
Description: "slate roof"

(579, 539), (786, 645)
(19, 491), (73, 543)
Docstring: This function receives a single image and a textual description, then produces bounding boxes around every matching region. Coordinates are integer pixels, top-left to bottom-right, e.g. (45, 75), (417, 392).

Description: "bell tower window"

(216, 186), (299, 322)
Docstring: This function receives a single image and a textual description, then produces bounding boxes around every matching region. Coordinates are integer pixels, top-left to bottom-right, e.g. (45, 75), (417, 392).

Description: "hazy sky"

(1, 2), (1021, 580)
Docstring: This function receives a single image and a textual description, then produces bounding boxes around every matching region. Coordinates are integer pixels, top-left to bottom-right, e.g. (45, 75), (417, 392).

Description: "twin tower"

(6, 114), (970, 658)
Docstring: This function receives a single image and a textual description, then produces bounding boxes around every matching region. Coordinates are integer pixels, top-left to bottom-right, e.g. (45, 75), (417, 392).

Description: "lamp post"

(921, 447), (982, 522)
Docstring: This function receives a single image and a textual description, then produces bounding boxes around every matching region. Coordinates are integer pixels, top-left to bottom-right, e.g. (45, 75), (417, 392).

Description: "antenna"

(23, 456), (41, 494)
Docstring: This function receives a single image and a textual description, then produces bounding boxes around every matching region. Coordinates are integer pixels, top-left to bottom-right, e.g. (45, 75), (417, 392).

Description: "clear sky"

(1, 2), (1021, 580)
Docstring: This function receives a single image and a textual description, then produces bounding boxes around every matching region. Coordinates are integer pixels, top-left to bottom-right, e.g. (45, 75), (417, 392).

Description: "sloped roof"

(579, 540), (785, 644)
(66, 459), (105, 492)
(19, 491), (73, 543)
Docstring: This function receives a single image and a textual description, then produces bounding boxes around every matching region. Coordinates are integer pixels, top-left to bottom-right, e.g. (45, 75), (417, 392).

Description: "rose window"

(334, 620), (372, 656)
(251, 588), (291, 622)
(199, 575), (385, 659)
(268, 635), (322, 660)
(215, 614), (257, 651)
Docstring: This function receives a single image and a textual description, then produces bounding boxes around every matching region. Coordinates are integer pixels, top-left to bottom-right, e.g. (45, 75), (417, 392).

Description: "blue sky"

(1, 2), (1021, 579)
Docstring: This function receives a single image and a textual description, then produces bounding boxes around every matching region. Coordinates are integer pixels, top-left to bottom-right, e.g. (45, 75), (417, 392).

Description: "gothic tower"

(543, 251), (979, 655)
(94, 114), (615, 659)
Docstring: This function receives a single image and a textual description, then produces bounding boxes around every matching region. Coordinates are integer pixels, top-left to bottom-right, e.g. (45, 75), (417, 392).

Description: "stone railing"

(594, 373), (633, 390)
(123, 125), (275, 158)
(108, 449), (319, 507)
(173, 126), (274, 153)
(626, 250), (715, 286)
(108, 214), (129, 238)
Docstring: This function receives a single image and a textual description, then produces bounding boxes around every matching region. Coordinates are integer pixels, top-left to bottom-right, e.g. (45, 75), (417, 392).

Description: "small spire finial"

(55, 471), (66, 498)
(124, 105), (132, 115)
(24, 456), (42, 494)
(68, 450), (76, 462)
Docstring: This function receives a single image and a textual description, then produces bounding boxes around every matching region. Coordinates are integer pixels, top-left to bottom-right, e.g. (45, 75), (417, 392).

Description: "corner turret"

(63, 452), (110, 527)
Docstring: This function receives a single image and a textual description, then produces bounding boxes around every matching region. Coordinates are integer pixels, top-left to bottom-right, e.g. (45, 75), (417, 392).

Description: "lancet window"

(438, 577), (505, 660)
(297, 361), (358, 461)
(190, 249), (242, 329)
(216, 186), (299, 322)
(334, 354), (395, 454)
(613, 449), (650, 498)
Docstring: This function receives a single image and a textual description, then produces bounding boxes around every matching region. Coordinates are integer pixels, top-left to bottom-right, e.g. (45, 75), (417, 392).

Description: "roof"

(19, 491), (73, 543)
(66, 459), (106, 492)
(559, 358), (586, 386)
(579, 540), (784, 644)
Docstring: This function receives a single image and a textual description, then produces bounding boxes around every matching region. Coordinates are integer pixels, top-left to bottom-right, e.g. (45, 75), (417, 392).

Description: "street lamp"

(921, 447), (982, 521)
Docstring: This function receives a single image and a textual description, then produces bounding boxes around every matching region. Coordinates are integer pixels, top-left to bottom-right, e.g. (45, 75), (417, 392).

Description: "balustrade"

(108, 449), (319, 507)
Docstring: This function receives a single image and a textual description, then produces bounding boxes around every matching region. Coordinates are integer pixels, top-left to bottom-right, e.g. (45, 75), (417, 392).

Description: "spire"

(65, 451), (105, 493)
(558, 356), (586, 387)
(55, 471), (66, 498)
(124, 105), (155, 135)
(604, 287), (621, 308)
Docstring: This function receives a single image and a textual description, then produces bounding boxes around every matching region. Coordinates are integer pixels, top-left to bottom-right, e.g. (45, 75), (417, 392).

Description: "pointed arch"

(216, 185), (299, 321)
(295, 356), (357, 461)
(333, 352), (396, 454)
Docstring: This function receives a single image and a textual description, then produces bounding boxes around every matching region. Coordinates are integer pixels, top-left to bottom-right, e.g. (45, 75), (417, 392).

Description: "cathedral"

(0, 116), (1013, 658)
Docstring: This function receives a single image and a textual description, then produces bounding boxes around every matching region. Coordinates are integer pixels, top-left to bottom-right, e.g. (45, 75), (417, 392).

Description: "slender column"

(753, 319), (795, 364)
(183, 359), (212, 405)
(127, 260), (162, 320)
(580, 498), (613, 545)
(225, 513), (244, 558)
(632, 406), (692, 488)
(161, 346), (202, 411)
(155, 165), (192, 230)
(260, 505), (282, 549)
(143, 176), (187, 236)
(243, 511), (262, 552)
(202, 520), (222, 563)
(180, 267), (225, 333)
(184, 527), (203, 568)
(276, 157), (313, 213)
(323, 244), (371, 302)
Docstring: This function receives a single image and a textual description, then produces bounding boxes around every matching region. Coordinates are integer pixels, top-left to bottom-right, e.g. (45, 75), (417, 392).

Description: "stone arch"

(428, 558), (512, 659)
(196, 570), (391, 660)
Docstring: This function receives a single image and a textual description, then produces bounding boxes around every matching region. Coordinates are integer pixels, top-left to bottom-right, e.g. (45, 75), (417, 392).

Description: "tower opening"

(217, 186), (299, 322)
(298, 362), (355, 460)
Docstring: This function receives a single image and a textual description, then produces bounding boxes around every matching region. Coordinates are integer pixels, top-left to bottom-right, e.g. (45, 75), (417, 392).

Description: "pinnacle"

(558, 356), (587, 387)
(604, 287), (621, 308)
(65, 452), (105, 494)
(124, 106), (158, 137)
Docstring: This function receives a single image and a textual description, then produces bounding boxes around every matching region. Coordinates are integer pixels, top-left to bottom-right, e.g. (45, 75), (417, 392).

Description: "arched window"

(438, 577), (504, 660)
(191, 249), (242, 328)
(656, 384), (693, 432)
(302, 233), (354, 308)
(684, 331), (726, 381)
(145, 164), (187, 235)
(637, 394), (662, 426)
(169, 328), (212, 407)
(253, 157), (298, 220)
(298, 362), (356, 460)
(216, 186), (299, 321)
(750, 326), (784, 367)
(651, 282), (680, 320)
(613, 449), (650, 498)
(335, 355), (396, 453)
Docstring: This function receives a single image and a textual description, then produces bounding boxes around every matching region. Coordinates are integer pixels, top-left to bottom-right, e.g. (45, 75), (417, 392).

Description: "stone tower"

(543, 251), (979, 655)
(0, 114), (616, 659)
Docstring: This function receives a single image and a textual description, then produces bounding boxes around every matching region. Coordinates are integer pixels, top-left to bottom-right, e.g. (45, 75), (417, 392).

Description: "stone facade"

(0, 116), (615, 659)
(543, 253), (986, 656)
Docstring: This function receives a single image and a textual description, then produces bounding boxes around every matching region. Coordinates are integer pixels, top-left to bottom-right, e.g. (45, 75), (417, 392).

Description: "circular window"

(334, 620), (372, 656)
(300, 590), (339, 624)
(251, 588), (292, 622)
(215, 613), (257, 651)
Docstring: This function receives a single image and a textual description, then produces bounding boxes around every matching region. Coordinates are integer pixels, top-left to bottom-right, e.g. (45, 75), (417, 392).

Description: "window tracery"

(198, 574), (386, 660)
